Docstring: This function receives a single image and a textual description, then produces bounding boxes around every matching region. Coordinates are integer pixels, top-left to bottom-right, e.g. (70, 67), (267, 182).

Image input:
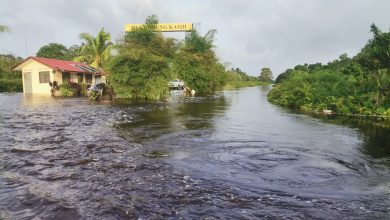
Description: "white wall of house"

(21, 60), (54, 94)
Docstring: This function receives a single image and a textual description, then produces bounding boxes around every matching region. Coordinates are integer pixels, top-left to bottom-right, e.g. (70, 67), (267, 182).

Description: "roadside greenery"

(0, 54), (23, 92)
(173, 29), (226, 94)
(108, 15), (232, 99)
(108, 15), (174, 99)
(268, 24), (390, 117)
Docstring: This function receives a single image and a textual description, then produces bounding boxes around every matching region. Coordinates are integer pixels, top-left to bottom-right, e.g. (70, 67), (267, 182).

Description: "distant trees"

(74, 28), (113, 69)
(225, 67), (260, 88)
(268, 24), (390, 116)
(37, 43), (72, 60)
(259, 67), (273, 82)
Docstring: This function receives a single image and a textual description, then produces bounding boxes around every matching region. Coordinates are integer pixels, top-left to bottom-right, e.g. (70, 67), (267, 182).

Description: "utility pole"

(24, 34), (28, 57)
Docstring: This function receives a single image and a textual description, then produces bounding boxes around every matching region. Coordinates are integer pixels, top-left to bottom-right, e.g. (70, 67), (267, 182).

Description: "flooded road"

(1, 86), (389, 219)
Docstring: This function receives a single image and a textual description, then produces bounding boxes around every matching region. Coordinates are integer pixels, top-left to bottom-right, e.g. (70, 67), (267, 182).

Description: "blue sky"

(1, 0), (390, 76)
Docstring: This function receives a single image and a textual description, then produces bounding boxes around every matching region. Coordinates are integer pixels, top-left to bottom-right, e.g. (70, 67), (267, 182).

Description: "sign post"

(124, 23), (193, 32)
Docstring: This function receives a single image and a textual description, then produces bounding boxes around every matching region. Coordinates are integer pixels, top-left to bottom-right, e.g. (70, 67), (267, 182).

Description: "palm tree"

(0, 25), (9, 33)
(74, 28), (113, 69)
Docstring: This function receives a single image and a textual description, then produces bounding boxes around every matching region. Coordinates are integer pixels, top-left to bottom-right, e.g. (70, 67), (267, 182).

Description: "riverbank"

(269, 25), (390, 118)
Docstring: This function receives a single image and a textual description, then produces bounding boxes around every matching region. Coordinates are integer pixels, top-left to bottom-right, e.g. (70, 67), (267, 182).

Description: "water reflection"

(315, 115), (390, 160)
(114, 93), (230, 143)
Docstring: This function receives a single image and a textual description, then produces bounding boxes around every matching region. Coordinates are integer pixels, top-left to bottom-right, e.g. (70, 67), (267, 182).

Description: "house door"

(23, 72), (32, 93)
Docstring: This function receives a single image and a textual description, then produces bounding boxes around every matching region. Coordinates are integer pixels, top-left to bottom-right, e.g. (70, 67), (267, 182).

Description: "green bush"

(59, 82), (76, 96)
(80, 83), (88, 96)
(269, 24), (390, 117)
(0, 72), (23, 92)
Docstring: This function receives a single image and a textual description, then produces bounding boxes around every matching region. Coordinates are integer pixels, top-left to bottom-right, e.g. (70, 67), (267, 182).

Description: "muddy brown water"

(0, 87), (389, 219)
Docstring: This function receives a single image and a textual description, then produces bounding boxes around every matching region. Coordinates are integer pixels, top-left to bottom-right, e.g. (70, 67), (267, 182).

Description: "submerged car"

(88, 83), (105, 94)
(169, 79), (185, 90)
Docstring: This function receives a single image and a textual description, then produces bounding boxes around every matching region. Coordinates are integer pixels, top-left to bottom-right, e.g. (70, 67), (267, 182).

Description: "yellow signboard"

(124, 23), (193, 32)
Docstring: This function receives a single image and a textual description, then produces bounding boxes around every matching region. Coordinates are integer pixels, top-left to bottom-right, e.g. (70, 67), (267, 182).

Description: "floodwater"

(0, 86), (389, 219)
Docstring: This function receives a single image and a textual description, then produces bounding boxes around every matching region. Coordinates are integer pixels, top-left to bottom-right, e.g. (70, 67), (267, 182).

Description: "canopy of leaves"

(36, 43), (73, 60)
(173, 29), (226, 94)
(259, 67), (273, 82)
(109, 15), (228, 98)
(108, 15), (175, 99)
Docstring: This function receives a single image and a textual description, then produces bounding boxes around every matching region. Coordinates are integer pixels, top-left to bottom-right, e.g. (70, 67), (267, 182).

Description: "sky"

(1, 0), (390, 76)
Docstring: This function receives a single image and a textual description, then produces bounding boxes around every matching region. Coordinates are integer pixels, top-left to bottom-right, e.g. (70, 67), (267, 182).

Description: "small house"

(13, 57), (105, 94)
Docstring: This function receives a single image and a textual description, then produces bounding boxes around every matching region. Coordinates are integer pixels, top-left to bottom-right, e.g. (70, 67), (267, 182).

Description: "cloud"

(1, 0), (389, 76)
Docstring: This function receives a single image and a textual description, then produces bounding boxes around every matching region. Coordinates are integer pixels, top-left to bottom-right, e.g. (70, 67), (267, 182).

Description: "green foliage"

(59, 82), (74, 96)
(36, 43), (72, 60)
(110, 15), (229, 98)
(224, 67), (262, 89)
(58, 82), (80, 96)
(89, 90), (100, 100)
(74, 28), (113, 68)
(108, 15), (173, 99)
(259, 67), (273, 82)
(269, 24), (390, 117)
(0, 72), (22, 92)
(0, 54), (23, 92)
(173, 29), (226, 94)
(80, 83), (88, 96)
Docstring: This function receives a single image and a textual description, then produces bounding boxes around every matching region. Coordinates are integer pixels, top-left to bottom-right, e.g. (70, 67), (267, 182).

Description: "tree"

(259, 67), (273, 82)
(108, 15), (176, 99)
(36, 43), (70, 60)
(74, 28), (113, 69)
(67, 45), (81, 60)
(173, 29), (226, 94)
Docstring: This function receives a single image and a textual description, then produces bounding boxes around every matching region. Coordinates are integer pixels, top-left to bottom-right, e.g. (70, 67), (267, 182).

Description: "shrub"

(59, 82), (80, 97)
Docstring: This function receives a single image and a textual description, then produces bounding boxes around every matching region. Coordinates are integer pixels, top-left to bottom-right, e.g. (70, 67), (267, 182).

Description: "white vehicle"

(169, 79), (185, 90)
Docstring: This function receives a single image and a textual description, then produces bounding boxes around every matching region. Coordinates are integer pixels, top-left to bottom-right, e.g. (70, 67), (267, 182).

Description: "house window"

(77, 73), (83, 83)
(39, 71), (50, 83)
(85, 74), (92, 84)
(62, 72), (70, 82)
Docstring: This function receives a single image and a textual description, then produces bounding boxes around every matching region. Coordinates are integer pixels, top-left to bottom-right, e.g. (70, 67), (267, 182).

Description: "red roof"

(15, 57), (102, 74)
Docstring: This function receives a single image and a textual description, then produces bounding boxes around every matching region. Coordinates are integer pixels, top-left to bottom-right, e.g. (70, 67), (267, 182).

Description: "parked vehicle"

(88, 83), (105, 94)
(169, 79), (185, 90)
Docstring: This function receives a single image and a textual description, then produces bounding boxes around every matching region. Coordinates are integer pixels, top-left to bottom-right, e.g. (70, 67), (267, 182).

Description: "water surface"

(0, 87), (389, 219)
